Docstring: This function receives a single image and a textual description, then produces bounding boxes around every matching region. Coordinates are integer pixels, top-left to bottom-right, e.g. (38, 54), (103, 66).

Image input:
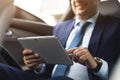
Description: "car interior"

(0, 0), (120, 73)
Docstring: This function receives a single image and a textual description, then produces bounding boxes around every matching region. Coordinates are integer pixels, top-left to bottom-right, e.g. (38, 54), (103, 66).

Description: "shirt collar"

(74, 11), (99, 27)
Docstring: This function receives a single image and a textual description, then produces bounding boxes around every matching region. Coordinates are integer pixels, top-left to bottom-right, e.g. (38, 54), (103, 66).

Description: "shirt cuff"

(33, 64), (46, 75)
(94, 59), (108, 80)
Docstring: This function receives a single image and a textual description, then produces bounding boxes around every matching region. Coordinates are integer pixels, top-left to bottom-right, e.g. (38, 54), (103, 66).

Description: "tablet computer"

(17, 36), (73, 65)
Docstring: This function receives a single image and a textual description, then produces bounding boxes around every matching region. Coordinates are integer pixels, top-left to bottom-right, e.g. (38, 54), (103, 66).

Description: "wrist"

(33, 64), (43, 71)
(92, 57), (103, 72)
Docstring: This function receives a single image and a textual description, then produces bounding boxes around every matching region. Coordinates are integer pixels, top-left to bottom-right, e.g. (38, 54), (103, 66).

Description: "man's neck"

(77, 11), (97, 21)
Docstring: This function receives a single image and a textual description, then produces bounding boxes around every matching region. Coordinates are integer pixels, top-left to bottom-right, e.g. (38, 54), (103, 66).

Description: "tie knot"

(84, 21), (91, 26)
(76, 21), (91, 28)
(80, 21), (91, 33)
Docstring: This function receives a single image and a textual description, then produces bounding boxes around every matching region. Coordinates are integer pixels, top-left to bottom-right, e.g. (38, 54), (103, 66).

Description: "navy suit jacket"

(40, 15), (120, 80)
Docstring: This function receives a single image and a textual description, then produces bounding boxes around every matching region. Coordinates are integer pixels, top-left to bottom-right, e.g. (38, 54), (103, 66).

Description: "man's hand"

(67, 47), (98, 70)
(23, 49), (44, 70)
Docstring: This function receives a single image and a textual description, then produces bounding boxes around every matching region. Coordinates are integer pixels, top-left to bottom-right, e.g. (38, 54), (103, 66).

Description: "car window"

(118, 0), (120, 3)
(14, 0), (70, 26)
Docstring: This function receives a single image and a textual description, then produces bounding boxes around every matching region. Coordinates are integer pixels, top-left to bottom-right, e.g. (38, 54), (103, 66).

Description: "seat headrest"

(99, 0), (120, 17)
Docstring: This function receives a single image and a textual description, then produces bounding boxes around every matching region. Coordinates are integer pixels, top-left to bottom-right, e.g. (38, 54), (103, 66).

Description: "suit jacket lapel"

(88, 14), (105, 56)
(60, 20), (75, 47)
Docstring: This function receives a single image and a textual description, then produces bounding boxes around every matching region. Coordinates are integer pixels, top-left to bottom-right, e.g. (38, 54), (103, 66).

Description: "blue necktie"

(66, 22), (91, 49)
(53, 22), (91, 77)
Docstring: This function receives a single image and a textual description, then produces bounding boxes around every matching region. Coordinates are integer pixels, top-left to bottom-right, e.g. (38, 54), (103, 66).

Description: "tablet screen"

(18, 36), (73, 65)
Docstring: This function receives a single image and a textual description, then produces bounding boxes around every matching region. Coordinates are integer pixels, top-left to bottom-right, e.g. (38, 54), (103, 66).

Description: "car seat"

(99, 0), (120, 17)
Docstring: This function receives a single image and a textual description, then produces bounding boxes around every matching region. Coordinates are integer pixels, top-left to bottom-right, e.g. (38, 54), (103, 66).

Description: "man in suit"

(23, 0), (120, 80)
(0, 0), (120, 80)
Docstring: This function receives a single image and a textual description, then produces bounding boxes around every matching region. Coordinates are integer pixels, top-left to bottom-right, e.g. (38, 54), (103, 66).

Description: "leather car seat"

(99, 0), (120, 17)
